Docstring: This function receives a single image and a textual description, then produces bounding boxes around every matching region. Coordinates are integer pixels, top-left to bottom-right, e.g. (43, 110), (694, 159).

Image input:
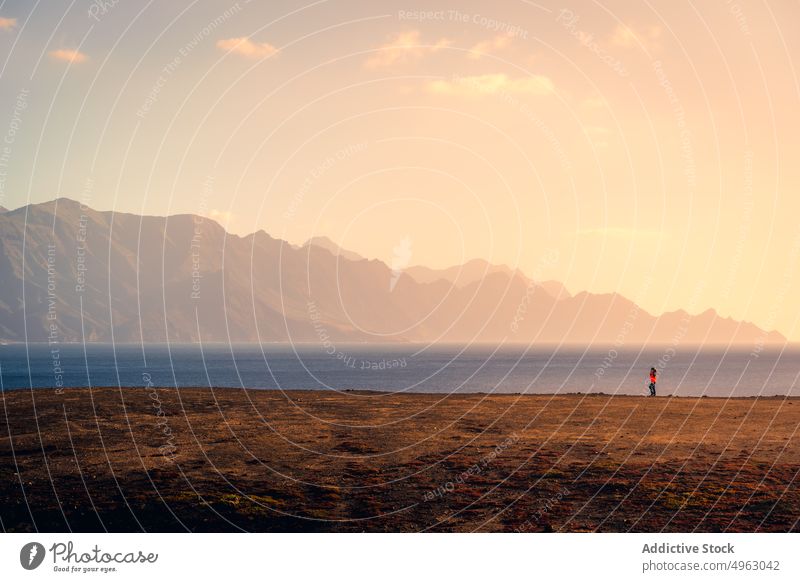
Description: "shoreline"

(3, 385), (800, 399)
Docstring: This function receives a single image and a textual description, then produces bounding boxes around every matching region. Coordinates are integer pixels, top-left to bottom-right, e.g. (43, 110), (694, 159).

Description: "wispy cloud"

(585, 125), (611, 148)
(576, 227), (662, 240)
(0, 17), (17, 31)
(216, 37), (278, 59)
(209, 209), (234, 225)
(609, 24), (662, 51)
(428, 73), (555, 97)
(364, 30), (450, 69)
(49, 49), (88, 63)
(582, 94), (608, 109)
(468, 34), (514, 60)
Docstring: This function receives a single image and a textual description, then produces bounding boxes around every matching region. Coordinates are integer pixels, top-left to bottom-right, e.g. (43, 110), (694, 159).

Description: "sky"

(0, 0), (799, 338)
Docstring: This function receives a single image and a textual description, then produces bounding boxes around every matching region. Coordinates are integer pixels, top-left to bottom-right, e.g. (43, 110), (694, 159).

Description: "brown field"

(1, 387), (798, 532)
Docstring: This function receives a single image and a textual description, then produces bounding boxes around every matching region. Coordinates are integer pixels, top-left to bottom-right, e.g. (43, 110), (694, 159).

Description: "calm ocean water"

(0, 343), (798, 396)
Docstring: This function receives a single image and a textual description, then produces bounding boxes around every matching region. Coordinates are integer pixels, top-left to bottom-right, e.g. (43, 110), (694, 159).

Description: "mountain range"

(0, 198), (786, 345)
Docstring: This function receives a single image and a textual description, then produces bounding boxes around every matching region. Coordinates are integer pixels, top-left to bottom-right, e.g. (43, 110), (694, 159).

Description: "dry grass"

(1, 388), (798, 532)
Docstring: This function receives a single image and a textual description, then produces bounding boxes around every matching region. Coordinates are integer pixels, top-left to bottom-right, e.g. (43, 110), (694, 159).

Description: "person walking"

(648, 367), (658, 396)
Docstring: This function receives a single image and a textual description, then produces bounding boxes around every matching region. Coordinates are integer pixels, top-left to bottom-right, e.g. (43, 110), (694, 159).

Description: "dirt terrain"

(1, 387), (798, 532)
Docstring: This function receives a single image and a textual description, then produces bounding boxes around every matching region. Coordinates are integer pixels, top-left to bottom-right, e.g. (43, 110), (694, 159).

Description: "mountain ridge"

(0, 198), (787, 345)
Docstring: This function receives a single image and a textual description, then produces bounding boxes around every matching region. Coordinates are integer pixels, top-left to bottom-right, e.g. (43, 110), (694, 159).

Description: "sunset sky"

(0, 0), (799, 338)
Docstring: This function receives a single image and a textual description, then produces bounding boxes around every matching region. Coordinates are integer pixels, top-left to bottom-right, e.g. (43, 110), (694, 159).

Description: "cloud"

(468, 34), (514, 60)
(364, 30), (450, 69)
(0, 17), (17, 30)
(584, 126), (611, 149)
(209, 209), (234, 224)
(49, 49), (88, 63)
(427, 73), (555, 97)
(576, 227), (662, 240)
(609, 24), (662, 51)
(582, 94), (608, 109)
(216, 37), (278, 59)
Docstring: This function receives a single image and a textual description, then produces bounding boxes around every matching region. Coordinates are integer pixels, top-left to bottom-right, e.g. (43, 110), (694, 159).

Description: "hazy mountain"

(406, 258), (514, 286)
(0, 206), (7, 213)
(406, 258), (571, 299)
(0, 199), (786, 346)
(303, 236), (366, 262)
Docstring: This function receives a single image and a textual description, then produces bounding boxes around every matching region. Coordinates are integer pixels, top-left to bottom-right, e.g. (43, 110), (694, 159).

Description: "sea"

(0, 343), (798, 397)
